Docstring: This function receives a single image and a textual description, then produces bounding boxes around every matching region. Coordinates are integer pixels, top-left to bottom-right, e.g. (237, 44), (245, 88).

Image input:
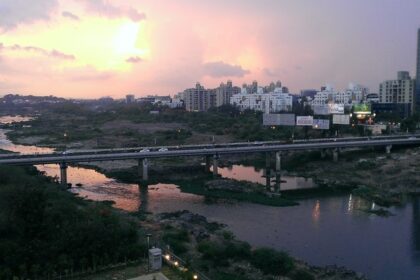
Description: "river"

(1, 116), (419, 279)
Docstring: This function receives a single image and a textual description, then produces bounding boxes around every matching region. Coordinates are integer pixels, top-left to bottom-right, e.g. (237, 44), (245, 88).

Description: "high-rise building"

(126, 94), (135, 104)
(214, 80), (241, 107)
(230, 87), (293, 113)
(379, 71), (415, 115)
(416, 28), (420, 107)
(183, 82), (212, 112)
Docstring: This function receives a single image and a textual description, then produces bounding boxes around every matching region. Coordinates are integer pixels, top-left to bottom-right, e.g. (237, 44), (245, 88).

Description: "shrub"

(291, 269), (315, 280)
(251, 248), (295, 275)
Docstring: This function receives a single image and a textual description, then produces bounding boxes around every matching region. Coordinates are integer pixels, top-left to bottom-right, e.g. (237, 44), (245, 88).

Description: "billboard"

(329, 104), (344, 114)
(313, 104), (344, 115)
(296, 116), (314, 126)
(353, 103), (371, 114)
(332, 114), (350, 125)
(313, 119), (330, 130)
(263, 114), (295, 126)
(279, 114), (295, 126)
(263, 114), (279, 126)
(313, 105), (329, 115)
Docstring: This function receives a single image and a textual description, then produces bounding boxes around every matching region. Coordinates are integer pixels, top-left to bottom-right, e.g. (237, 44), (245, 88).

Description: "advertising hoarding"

(279, 114), (295, 126)
(313, 104), (344, 115)
(332, 114), (350, 125)
(312, 119), (330, 130)
(329, 104), (344, 114)
(263, 114), (279, 126)
(263, 114), (295, 126)
(313, 105), (329, 115)
(353, 103), (371, 114)
(296, 116), (314, 126)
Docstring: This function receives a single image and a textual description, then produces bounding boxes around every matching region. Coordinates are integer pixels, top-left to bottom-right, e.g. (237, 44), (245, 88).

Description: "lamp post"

(146, 233), (152, 272)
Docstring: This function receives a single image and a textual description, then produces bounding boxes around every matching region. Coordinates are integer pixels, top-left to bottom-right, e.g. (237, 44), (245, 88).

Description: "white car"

(158, 148), (168, 152)
(140, 148), (150, 152)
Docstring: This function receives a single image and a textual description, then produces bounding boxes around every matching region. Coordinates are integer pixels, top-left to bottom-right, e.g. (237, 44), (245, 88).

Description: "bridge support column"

(205, 156), (212, 173)
(142, 158), (149, 181)
(386, 145), (392, 154)
(275, 172), (281, 193)
(265, 152), (271, 188)
(275, 151), (281, 173)
(213, 154), (218, 177)
(333, 148), (339, 162)
(321, 149), (327, 159)
(59, 162), (68, 187)
(138, 159), (142, 177)
(265, 152), (271, 170)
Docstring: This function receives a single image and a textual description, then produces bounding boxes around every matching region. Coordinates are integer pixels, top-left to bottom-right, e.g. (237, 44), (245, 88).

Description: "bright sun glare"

(113, 22), (142, 56)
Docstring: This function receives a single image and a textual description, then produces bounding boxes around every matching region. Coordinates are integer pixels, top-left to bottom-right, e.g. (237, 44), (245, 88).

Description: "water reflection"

(214, 164), (315, 191)
(312, 200), (321, 224)
(0, 115), (33, 124)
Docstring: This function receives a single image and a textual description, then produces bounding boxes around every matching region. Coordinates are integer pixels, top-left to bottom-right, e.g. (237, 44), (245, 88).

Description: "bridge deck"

(0, 136), (419, 166)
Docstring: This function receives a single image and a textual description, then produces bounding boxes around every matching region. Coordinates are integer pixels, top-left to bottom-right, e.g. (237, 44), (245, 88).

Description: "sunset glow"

(0, 0), (419, 98)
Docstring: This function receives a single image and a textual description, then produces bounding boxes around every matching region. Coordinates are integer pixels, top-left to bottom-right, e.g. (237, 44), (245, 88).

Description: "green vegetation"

(195, 239), (298, 279)
(0, 166), (146, 279)
(352, 186), (402, 207)
(6, 103), (361, 149)
(251, 248), (295, 275)
(355, 160), (377, 170)
(290, 269), (316, 280)
(176, 178), (298, 207)
(163, 226), (190, 255)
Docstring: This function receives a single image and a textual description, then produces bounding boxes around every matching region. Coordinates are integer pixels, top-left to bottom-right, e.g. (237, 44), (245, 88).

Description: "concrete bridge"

(0, 135), (420, 186)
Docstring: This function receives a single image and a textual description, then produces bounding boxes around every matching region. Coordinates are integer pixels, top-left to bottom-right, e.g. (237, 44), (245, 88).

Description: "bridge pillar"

(386, 145), (392, 154)
(265, 152), (271, 188)
(59, 162), (68, 187)
(275, 172), (281, 193)
(265, 152), (271, 170)
(213, 154), (218, 177)
(275, 151), (281, 173)
(333, 148), (339, 162)
(138, 159), (142, 178)
(142, 158), (149, 181)
(205, 155), (212, 173)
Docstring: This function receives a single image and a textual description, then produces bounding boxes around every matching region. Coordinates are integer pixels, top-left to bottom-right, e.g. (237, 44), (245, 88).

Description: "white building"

(310, 83), (368, 108)
(379, 71), (415, 114)
(346, 83), (369, 103)
(230, 87), (293, 113)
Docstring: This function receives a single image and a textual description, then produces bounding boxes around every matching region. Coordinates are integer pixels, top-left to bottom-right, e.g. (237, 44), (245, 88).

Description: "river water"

(1, 116), (419, 279)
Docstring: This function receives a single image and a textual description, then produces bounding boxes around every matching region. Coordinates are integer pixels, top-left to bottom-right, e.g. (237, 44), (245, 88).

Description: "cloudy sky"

(0, 0), (419, 98)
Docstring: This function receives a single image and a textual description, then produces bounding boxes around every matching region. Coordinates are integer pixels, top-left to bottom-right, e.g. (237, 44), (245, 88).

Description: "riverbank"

(139, 208), (368, 280)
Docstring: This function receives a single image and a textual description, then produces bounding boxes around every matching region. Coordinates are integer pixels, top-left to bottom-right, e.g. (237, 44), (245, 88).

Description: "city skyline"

(0, 0), (419, 98)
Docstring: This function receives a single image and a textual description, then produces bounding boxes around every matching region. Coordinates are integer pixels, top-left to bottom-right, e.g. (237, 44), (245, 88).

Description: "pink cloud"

(82, 0), (146, 22)
(1, 43), (75, 60)
(126, 56), (143, 63)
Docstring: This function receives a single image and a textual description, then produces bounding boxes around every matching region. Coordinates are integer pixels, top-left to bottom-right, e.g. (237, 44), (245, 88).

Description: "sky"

(0, 0), (419, 98)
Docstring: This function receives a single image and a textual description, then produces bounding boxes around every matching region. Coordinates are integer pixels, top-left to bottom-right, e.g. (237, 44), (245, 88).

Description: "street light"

(146, 233), (152, 272)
